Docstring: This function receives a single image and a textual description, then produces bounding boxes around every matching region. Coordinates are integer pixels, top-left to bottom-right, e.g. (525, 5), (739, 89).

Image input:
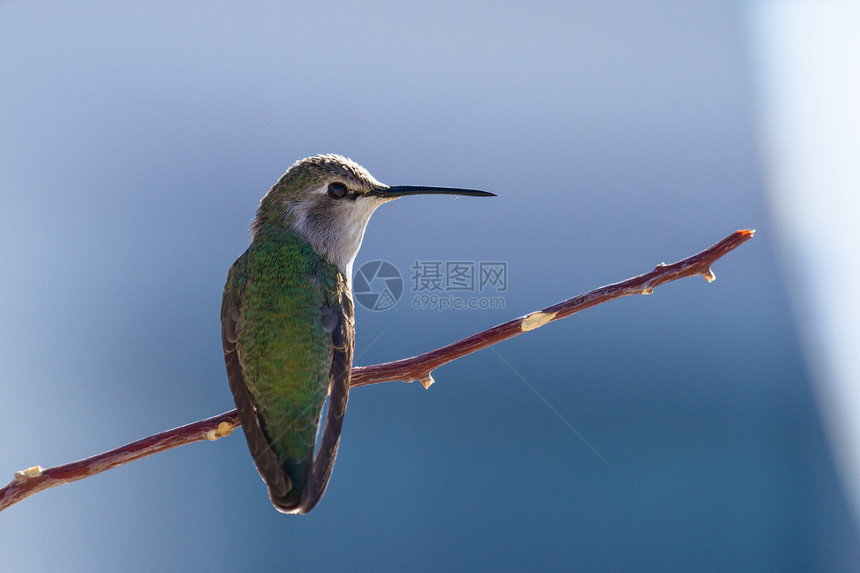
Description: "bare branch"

(0, 411), (241, 512)
(351, 229), (755, 388)
(0, 229), (754, 512)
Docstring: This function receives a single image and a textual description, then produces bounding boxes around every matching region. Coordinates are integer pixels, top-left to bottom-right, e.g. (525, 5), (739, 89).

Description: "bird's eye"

(327, 182), (348, 199)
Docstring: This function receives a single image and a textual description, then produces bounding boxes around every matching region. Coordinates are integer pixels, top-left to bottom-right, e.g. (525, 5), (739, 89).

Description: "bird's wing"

(299, 276), (355, 514)
(221, 253), (292, 500)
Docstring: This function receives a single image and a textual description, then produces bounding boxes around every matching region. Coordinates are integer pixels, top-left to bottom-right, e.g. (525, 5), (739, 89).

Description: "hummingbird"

(221, 154), (493, 514)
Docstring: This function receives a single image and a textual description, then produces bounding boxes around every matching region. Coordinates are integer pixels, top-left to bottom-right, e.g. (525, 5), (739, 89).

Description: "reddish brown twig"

(0, 229), (754, 513)
(0, 411), (242, 512)
(351, 229), (754, 388)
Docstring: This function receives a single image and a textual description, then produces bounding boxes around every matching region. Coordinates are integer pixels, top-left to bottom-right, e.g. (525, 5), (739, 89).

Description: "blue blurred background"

(2, 1), (858, 571)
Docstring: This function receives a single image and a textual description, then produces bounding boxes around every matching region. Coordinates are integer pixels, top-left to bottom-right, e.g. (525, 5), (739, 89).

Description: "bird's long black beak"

(375, 185), (496, 198)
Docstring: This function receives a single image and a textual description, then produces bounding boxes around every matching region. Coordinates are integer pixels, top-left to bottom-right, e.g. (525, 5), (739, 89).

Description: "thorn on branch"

(521, 311), (557, 332)
(206, 421), (237, 441)
(14, 466), (44, 483)
(418, 373), (435, 389)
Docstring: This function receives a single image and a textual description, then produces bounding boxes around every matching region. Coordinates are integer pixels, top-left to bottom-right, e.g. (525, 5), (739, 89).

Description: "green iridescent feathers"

(222, 223), (352, 512)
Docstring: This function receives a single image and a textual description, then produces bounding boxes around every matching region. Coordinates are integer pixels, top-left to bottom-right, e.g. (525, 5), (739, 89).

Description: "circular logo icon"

(353, 260), (403, 311)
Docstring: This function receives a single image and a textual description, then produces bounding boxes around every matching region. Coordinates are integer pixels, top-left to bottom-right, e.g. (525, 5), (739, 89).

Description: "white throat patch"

(286, 191), (393, 286)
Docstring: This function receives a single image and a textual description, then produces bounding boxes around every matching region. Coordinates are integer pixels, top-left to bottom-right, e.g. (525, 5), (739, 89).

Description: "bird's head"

(252, 154), (493, 279)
